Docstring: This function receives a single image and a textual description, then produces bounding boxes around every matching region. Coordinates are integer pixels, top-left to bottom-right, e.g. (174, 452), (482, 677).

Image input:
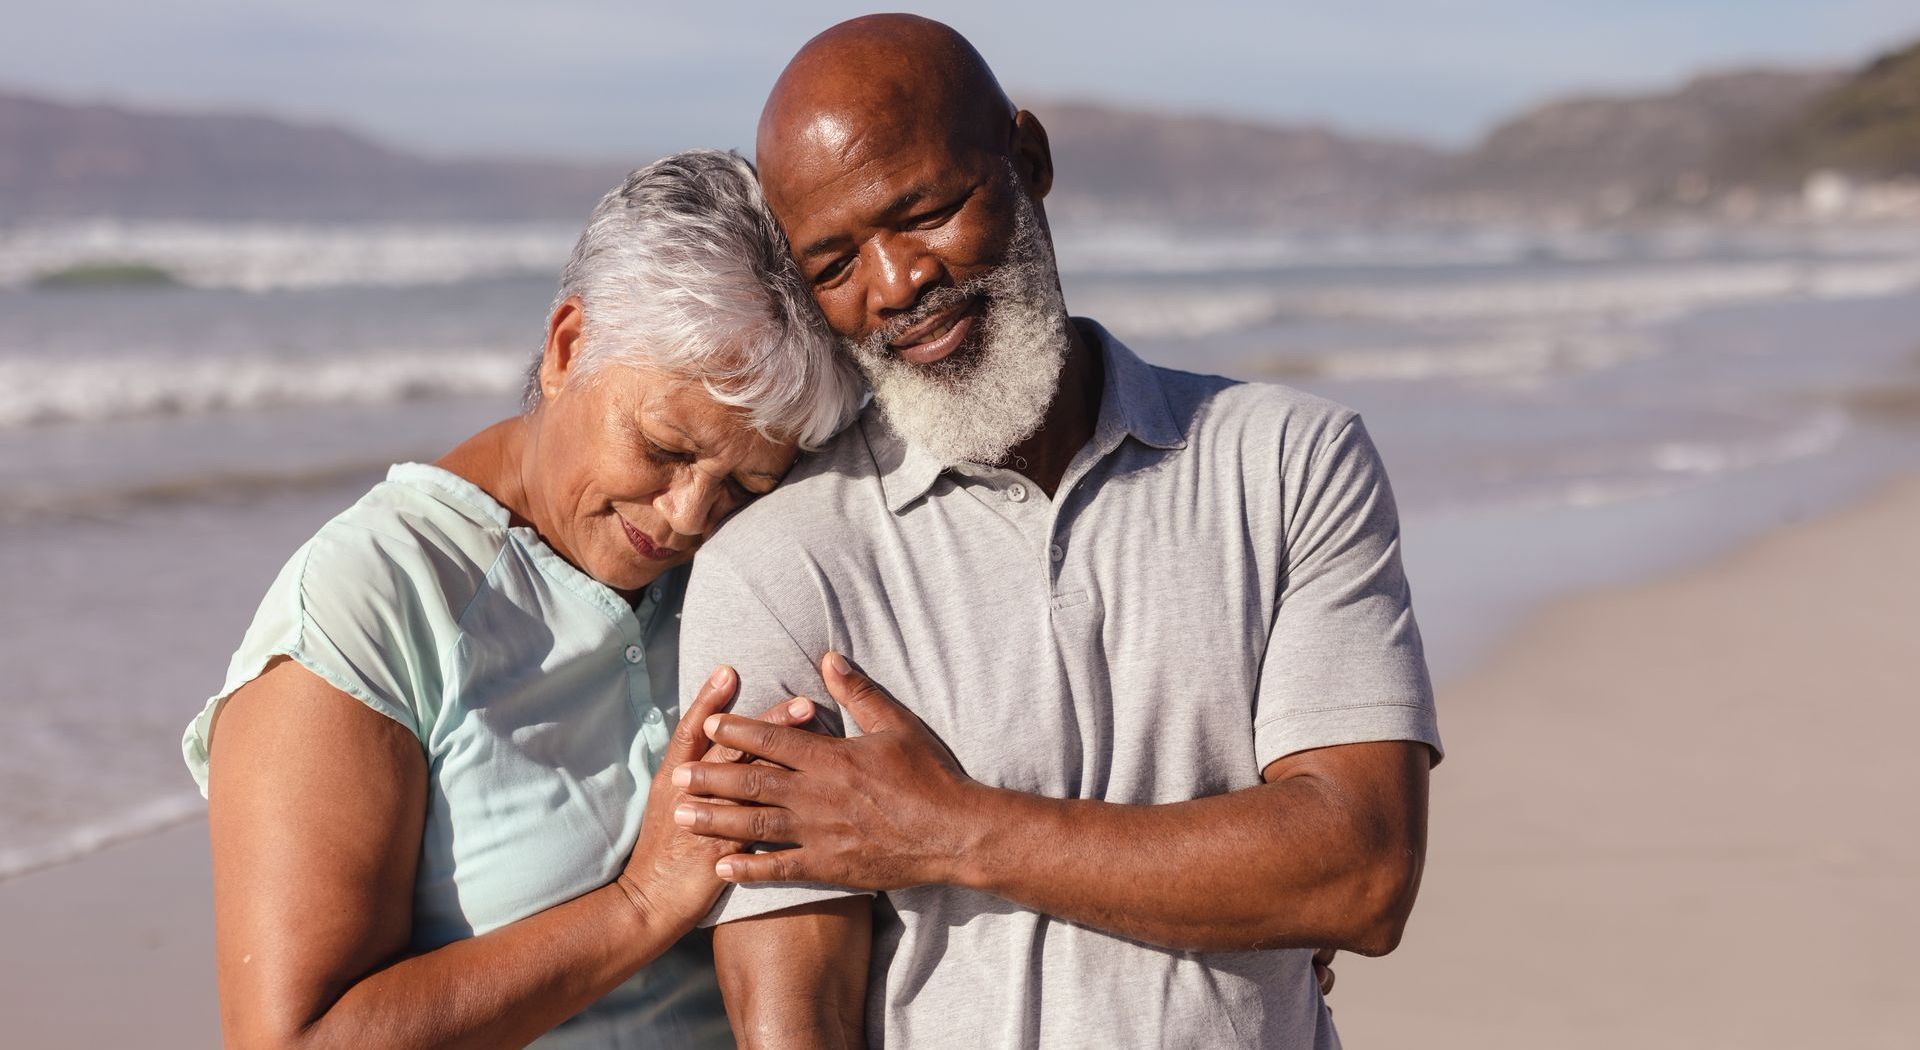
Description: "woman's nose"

(661, 474), (723, 538)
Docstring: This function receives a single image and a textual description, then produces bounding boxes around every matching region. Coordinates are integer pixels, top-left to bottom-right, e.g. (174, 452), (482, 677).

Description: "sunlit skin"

(756, 21), (1103, 495)
(442, 295), (797, 598)
(201, 297), (817, 1049)
(695, 15), (1426, 1047)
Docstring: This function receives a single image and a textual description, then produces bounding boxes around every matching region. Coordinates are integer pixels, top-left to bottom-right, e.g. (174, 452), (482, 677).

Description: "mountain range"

(2, 37), (1916, 227)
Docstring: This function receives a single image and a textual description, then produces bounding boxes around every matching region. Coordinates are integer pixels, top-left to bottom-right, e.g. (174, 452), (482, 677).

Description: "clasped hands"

(672, 651), (978, 891)
(672, 651), (1340, 996)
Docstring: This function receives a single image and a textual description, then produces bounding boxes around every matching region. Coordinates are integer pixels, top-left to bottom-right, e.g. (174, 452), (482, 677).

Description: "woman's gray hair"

(524, 149), (863, 450)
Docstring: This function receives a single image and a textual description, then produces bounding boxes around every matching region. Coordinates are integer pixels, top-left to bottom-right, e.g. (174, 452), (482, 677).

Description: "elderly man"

(672, 14), (1441, 1049)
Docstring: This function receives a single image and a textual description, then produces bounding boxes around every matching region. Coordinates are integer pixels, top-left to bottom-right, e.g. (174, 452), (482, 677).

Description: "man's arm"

(678, 653), (1430, 955)
(712, 899), (871, 1049)
(677, 551), (875, 1047)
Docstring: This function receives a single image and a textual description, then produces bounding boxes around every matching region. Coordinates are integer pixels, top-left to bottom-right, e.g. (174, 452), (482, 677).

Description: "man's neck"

(1004, 316), (1102, 497)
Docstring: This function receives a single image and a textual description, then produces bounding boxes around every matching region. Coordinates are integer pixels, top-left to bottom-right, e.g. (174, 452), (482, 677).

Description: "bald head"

(757, 15), (1016, 200)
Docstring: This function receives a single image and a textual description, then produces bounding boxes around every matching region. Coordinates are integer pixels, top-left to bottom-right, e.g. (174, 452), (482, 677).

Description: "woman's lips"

(619, 515), (680, 561)
(891, 299), (980, 367)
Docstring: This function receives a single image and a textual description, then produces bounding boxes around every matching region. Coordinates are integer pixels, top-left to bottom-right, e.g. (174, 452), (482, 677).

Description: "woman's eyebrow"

(658, 418), (782, 484)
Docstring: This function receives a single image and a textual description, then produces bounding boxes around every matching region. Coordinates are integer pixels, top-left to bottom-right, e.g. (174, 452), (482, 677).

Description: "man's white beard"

(842, 190), (1070, 468)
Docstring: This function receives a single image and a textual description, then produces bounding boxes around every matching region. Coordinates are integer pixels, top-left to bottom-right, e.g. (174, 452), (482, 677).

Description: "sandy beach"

(1338, 476), (1920, 1048)
(3, 476), (1915, 1047)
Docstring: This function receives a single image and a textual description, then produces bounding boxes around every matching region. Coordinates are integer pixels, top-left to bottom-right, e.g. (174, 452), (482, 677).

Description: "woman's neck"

(436, 417), (538, 531)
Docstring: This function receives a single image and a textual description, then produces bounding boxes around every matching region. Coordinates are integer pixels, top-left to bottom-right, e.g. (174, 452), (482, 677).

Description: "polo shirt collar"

(868, 316), (1187, 514)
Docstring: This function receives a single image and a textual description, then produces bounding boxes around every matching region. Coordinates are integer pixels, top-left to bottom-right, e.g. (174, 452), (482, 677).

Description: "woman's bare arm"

(208, 659), (769, 1050)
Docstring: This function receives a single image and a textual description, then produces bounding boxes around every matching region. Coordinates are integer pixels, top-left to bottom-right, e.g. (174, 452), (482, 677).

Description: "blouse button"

(623, 645), (644, 665)
(1006, 483), (1028, 503)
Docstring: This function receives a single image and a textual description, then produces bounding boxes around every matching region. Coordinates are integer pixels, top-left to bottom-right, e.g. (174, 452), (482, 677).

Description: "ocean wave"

(1260, 326), (1662, 386)
(0, 348), (528, 428)
(0, 220), (574, 292)
(1287, 258), (1920, 324)
(0, 792), (204, 882)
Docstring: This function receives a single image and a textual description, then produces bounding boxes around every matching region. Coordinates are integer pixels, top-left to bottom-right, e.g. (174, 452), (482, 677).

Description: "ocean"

(3, 217), (1918, 880)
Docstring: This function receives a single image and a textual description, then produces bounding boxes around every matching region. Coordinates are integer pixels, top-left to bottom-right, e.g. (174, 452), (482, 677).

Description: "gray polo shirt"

(680, 319), (1439, 1049)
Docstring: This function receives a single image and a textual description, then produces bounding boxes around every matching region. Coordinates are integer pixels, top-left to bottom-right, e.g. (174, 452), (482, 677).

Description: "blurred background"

(2, 3), (1917, 1046)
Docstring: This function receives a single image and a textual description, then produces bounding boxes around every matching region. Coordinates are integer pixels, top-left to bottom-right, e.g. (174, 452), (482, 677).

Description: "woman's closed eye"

(642, 439), (696, 467)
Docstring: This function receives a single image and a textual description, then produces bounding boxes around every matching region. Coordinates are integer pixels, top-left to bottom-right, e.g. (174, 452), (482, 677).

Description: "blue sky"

(5, 1), (1918, 158)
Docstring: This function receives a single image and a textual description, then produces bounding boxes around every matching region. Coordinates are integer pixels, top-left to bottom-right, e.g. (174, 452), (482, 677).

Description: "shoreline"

(3, 474), (1914, 1046)
(1335, 474), (1920, 1048)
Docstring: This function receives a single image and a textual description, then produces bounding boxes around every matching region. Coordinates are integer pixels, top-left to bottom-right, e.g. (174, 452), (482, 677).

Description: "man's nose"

(865, 236), (941, 319)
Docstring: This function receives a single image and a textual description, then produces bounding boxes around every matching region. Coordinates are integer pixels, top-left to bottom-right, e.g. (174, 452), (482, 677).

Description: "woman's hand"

(617, 666), (817, 931)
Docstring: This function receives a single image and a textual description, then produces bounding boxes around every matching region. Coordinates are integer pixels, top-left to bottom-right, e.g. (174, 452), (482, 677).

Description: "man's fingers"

(703, 697), (816, 765)
(673, 760), (794, 805)
(703, 713), (823, 769)
(713, 849), (813, 885)
(821, 651), (907, 733)
(672, 800), (795, 844)
(665, 666), (737, 766)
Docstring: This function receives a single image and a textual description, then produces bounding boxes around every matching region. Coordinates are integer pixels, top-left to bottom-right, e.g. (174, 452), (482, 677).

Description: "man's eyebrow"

(798, 187), (936, 260)
(800, 234), (847, 260)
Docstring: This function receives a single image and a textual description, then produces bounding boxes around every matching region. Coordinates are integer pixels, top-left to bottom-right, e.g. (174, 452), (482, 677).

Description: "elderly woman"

(180, 150), (862, 1048)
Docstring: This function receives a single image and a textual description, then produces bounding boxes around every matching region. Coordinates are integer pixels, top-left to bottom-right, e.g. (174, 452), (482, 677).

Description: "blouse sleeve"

(182, 522), (444, 796)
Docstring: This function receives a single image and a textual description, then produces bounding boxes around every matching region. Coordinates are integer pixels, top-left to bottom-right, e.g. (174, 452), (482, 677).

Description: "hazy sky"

(6, 1), (1918, 158)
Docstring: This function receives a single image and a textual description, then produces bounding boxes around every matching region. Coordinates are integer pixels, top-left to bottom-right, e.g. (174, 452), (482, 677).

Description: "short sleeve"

(1254, 415), (1442, 768)
(678, 549), (869, 926)
(180, 524), (440, 796)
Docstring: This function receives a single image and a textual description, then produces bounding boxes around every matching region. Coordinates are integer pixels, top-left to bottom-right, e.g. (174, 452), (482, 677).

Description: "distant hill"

(1033, 100), (1448, 225)
(0, 93), (633, 223)
(5, 39), (1919, 229)
(1770, 39), (1920, 180)
(0, 90), (1449, 227)
(1425, 69), (1845, 218)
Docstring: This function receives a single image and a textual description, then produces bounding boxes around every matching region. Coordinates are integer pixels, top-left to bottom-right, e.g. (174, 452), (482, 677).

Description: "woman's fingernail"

(715, 861), (735, 879)
(828, 651), (851, 675)
(703, 714), (722, 737)
(673, 804), (697, 827)
(707, 665), (733, 688)
(789, 698), (810, 718)
(671, 766), (692, 788)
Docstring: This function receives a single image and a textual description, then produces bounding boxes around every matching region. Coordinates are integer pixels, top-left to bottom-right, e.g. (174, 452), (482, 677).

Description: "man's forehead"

(762, 110), (985, 224)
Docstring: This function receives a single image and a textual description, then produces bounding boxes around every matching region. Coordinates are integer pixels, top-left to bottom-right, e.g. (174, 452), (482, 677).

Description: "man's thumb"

(822, 651), (899, 733)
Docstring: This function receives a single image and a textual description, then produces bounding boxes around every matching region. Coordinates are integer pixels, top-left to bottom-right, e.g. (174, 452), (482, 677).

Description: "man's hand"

(671, 652), (979, 889)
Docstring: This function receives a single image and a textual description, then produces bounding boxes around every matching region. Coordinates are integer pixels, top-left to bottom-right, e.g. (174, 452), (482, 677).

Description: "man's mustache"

(872, 281), (985, 349)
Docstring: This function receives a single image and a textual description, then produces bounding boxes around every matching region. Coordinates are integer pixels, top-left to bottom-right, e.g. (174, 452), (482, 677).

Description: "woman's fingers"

(1312, 947), (1337, 995)
(663, 666), (738, 767)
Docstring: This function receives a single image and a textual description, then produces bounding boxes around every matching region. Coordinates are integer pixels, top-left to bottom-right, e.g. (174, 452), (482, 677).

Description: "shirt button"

(1006, 483), (1028, 503)
(623, 644), (643, 665)
(1048, 543), (1064, 562)
(648, 585), (664, 603)
(644, 707), (663, 724)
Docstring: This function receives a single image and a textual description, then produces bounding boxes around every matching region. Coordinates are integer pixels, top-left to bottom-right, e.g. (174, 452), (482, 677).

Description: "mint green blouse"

(183, 464), (729, 1048)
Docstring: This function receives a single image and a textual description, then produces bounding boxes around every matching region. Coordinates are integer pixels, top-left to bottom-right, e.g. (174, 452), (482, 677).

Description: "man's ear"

(1010, 110), (1054, 201)
(538, 296), (587, 402)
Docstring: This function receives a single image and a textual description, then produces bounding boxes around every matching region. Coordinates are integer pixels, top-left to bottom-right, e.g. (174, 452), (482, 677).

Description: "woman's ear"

(538, 296), (587, 402)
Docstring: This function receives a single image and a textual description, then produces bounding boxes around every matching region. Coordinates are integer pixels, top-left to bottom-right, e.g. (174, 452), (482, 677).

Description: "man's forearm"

(944, 742), (1430, 954)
